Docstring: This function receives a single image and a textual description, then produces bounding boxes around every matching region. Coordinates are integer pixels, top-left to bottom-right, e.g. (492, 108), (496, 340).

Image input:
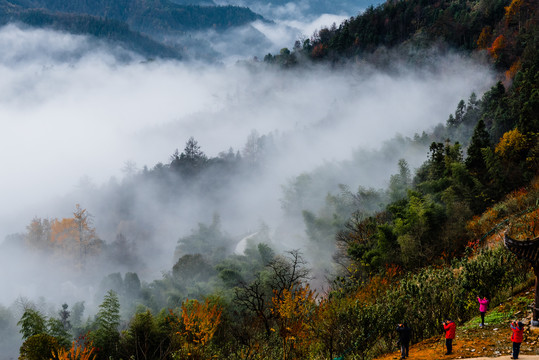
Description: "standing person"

(396, 322), (412, 359)
(477, 295), (490, 327)
(510, 321), (524, 359)
(443, 318), (456, 355)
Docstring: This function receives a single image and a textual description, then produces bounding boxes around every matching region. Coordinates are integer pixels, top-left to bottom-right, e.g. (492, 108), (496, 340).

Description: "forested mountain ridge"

(3, 0), (539, 359)
(0, 0), (264, 32)
(269, 0), (538, 74)
(0, 8), (184, 59)
(0, 0), (264, 60)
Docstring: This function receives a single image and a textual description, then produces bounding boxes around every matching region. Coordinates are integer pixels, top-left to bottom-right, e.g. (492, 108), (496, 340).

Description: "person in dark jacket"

(396, 322), (412, 359)
(443, 318), (456, 355)
(510, 321), (524, 359)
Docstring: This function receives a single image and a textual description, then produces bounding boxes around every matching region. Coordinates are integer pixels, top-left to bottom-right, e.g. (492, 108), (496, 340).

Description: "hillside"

(0, 9), (184, 59)
(212, 0), (381, 18)
(0, 0), (265, 60)
(2, 0), (264, 33)
(269, 0), (538, 75)
(375, 287), (539, 360)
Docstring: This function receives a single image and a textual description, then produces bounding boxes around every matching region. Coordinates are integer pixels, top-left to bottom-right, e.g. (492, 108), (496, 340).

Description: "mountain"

(0, 8), (183, 59)
(276, 0), (537, 74)
(214, 0), (384, 19)
(2, 0), (264, 33)
(167, 0), (384, 19)
(0, 0), (265, 60)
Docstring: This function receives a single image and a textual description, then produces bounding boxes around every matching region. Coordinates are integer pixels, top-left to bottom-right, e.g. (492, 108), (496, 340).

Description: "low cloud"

(0, 24), (495, 312)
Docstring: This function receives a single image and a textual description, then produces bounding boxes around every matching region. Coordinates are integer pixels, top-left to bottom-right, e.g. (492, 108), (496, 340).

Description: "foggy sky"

(0, 20), (496, 317)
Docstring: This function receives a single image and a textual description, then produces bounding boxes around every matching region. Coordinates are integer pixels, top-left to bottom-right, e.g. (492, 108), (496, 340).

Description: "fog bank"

(0, 24), (495, 311)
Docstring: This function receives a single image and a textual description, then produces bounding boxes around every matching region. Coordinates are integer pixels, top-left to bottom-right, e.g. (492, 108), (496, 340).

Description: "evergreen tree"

(17, 308), (47, 340)
(388, 159), (412, 202)
(92, 290), (121, 360)
(170, 137), (208, 177)
(47, 317), (71, 348)
(58, 303), (71, 331)
(466, 119), (491, 176)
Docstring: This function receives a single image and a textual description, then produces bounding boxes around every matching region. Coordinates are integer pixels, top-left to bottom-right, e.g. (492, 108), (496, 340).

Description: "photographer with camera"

(442, 318), (456, 355)
(396, 322), (411, 359)
(510, 320), (524, 359)
(477, 295), (490, 327)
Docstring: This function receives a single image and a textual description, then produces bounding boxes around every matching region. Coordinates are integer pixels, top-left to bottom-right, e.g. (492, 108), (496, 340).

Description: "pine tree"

(92, 290), (120, 360)
(466, 119), (491, 176)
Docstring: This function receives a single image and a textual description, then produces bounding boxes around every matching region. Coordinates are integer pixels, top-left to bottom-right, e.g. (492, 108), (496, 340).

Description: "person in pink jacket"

(477, 295), (490, 327)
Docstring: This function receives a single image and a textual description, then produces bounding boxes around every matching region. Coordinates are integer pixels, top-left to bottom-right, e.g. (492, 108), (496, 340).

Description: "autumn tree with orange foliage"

(24, 204), (102, 269)
(48, 204), (101, 267)
(51, 218), (78, 250)
(311, 296), (351, 360)
(271, 285), (317, 360)
(311, 267), (399, 360)
(476, 26), (492, 49)
(505, 59), (522, 82)
(510, 208), (539, 239)
(505, 0), (525, 29)
(488, 34), (505, 60)
(170, 298), (222, 359)
(56, 341), (96, 360)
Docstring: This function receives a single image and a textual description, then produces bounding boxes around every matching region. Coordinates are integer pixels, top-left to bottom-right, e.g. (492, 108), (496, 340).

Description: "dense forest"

(1, 0), (539, 359)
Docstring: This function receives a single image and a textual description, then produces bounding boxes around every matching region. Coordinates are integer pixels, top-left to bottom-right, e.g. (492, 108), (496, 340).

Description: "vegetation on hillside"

(376, 288), (539, 359)
(267, 0), (538, 73)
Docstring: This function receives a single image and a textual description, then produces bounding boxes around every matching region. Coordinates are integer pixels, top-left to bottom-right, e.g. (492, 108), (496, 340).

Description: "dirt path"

(458, 357), (539, 359)
(372, 290), (539, 360)
(375, 323), (539, 360)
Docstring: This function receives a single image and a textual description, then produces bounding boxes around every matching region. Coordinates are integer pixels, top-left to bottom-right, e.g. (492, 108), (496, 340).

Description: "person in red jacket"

(510, 321), (524, 359)
(443, 318), (456, 355)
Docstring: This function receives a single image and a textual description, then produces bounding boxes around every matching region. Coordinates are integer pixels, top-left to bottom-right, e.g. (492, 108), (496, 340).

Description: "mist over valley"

(0, 22), (493, 300)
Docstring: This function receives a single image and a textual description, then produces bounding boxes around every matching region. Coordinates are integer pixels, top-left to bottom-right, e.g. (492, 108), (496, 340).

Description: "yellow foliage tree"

(476, 26), (492, 49)
(505, 59), (522, 82)
(505, 0), (525, 28)
(171, 298), (222, 359)
(49, 204), (100, 266)
(311, 296), (352, 360)
(495, 128), (528, 160)
(271, 285), (317, 360)
(51, 218), (78, 248)
(509, 207), (539, 239)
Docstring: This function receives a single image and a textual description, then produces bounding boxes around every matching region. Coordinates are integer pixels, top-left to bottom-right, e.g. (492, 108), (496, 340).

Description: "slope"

(375, 287), (539, 360)
(3, 0), (265, 33)
(0, 0), (266, 60)
(0, 0), (184, 59)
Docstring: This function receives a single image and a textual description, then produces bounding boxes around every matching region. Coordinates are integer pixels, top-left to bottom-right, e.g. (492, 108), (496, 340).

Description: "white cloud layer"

(0, 24), (495, 313)
(0, 24), (494, 233)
